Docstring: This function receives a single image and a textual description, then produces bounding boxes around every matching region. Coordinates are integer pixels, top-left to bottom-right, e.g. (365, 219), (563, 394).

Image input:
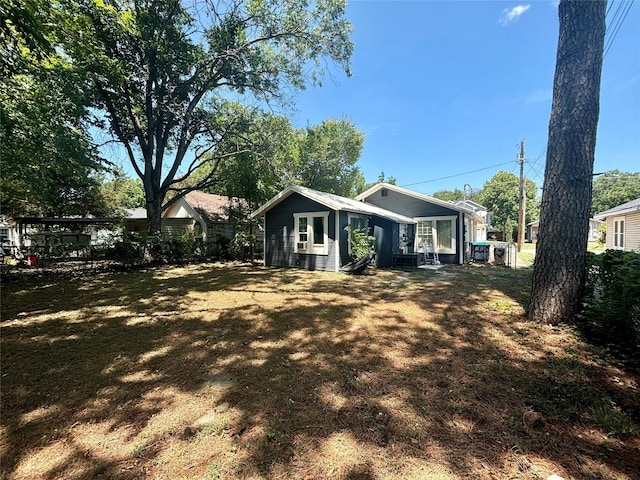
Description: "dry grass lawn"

(1, 263), (639, 480)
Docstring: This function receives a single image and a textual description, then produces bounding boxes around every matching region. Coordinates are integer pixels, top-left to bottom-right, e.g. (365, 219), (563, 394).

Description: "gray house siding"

(263, 194), (338, 271)
(362, 188), (459, 217)
(362, 188), (463, 264)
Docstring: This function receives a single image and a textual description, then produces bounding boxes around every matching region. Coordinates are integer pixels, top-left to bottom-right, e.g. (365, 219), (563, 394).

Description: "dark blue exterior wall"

(263, 193), (338, 271)
(370, 217), (394, 268)
(362, 188), (462, 264)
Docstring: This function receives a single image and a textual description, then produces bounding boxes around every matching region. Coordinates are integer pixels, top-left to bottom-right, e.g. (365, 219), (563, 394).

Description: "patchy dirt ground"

(1, 263), (638, 479)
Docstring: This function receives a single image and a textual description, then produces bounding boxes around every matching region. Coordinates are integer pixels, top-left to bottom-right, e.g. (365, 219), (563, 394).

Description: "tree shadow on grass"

(1, 264), (638, 479)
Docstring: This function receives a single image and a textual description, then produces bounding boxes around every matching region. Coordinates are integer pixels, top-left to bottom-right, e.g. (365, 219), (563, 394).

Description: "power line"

(604, 0), (635, 59)
(400, 160), (514, 188)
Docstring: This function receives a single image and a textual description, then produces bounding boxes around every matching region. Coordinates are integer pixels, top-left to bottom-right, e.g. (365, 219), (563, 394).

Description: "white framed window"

(613, 217), (625, 248)
(415, 216), (457, 254)
(0, 228), (9, 245)
(294, 212), (329, 255)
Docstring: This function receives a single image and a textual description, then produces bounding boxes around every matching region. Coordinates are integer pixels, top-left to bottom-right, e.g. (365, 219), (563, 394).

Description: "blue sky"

(291, 0), (640, 195)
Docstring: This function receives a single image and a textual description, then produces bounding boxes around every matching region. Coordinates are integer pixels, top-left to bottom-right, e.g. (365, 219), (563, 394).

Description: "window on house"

(415, 216), (456, 253)
(613, 217), (625, 248)
(294, 212), (329, 255)
(0, 228), (9, 245)
(348, 214), (368, 232)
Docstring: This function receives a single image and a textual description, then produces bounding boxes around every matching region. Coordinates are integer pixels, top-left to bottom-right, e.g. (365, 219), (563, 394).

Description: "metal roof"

(355, 183), (485, 222)
(251, 185), (416, 224)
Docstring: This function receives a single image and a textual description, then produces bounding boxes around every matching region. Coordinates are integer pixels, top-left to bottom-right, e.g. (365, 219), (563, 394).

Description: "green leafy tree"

(1, 44), (107, 218)
(296, 118), (365, 197)
(201, 115), (365, 204)
(203, 113), (299, 206)
(529, 0), (606, 325)
(432, 187), (485, 204)
(0, 0), (52, 77)
(591, 170), (640, 216)
(479, 171), (538, 239)
(432, 188), (465, 202)
(58, 0), (354, 233)
(361, 172), (396, 192)
(100, 167), (146, 214)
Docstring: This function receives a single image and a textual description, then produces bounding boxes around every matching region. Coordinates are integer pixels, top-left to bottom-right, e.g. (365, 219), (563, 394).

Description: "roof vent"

(381, 188), (388, 197)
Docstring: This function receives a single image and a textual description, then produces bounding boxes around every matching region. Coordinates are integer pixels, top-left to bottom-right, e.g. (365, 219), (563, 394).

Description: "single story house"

(250, 185), (416, 271)
(355, 183), (486, 265)
(251, 183), (486, 272)
(126, 191), (252, 241)
(594, 198), (640, 252)
(526, 218), (604, 243)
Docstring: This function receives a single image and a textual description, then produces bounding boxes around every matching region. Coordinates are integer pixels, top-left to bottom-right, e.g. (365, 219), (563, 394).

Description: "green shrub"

(580, 250), (640, 365)
(229, 231), (255, 261)
(345, 226), (375, 262)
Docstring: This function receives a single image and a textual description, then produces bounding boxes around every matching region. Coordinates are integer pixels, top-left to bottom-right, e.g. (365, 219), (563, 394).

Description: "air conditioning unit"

(297, 241), (307, 251)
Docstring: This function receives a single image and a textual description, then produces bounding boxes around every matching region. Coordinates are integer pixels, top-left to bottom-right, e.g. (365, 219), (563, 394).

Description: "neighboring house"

(126, 191), (252, 241)
(451, 199), (491, 241)
(251, 183), (485, 272)
(594, 198), (640, 252)
(0, 217), (18, 249)
(526, 218), (604, 243)
(250, 185), (416, 272)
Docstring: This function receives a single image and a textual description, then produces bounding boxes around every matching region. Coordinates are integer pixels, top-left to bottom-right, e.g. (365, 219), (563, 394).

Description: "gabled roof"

(451, 199), (487, 212)
(251, 185), (416, 224)
(183, 191), (248, 224)
(594, 198), (640, 220)
(355, 183), (484, 221)
(126, 192), (247, 223)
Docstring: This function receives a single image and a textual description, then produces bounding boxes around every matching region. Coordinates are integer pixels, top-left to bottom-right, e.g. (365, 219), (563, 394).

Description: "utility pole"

(517, 140), (526, 252)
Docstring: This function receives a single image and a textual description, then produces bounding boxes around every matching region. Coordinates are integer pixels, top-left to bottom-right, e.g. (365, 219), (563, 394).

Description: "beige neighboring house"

(594, 198), (640, 252)
(126, 191), (251, 241)
(526, 218), (604, 243)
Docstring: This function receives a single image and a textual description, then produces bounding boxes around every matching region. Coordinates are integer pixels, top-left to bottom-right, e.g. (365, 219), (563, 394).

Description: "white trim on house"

(594, 198), (640, 220)
(293, 212), (330, 255)
(414, 216), (457, 255)
(355, 183), (484, 223)
(251, 185), (416, 225)
(613, 216), (625, 249)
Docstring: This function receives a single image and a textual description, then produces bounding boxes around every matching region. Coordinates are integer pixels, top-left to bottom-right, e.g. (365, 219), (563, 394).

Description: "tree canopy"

(478, 171), (538, 238)
(295, 119), (366, 197)
(591, 169), (640, 216)
(55, 0), (354, 233)
(99, 167), (146, 214)
(0, 25), (107, 218)
(198, 116), (365, 205)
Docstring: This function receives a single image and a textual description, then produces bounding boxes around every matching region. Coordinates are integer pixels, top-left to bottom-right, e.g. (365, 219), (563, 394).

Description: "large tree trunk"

(528, 0), (606, 325)
(146, 196), (164, 235)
